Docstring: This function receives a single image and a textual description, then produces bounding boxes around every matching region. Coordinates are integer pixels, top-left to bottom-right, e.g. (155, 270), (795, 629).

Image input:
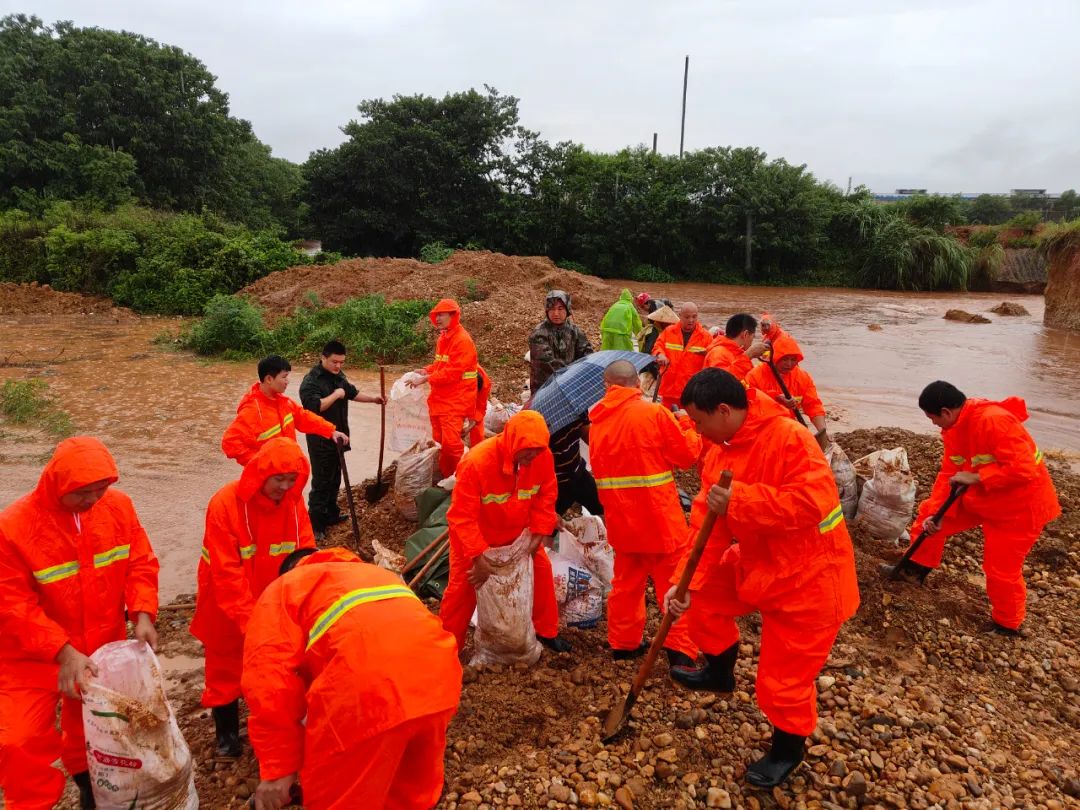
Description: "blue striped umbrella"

(527, 350), (658, 434)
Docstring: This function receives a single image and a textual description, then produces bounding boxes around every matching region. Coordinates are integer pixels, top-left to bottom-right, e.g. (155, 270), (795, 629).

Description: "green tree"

(969, 194), (1012, 225)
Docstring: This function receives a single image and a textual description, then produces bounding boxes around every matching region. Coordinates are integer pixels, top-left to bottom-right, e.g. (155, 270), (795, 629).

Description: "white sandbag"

(854, 447), (916, 541)
(393, 439), (440, 520)
(558, 515), (615, 592)
(470, 530), (543, 666)
(826, 442), (859, 520)
(82, 641), (197, 810)
(483, 398), (520, 436)
(388, 372), (431, 452)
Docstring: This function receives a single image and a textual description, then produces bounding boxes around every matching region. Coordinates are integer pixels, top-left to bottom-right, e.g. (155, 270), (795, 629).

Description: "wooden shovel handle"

(627, 469), (732, 697)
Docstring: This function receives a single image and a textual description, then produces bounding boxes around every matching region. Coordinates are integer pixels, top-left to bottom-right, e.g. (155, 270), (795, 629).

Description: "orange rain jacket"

(0, 436), (160, 665)
(242, 548), (461, 803)
(191, 438), (315, 650)
(222, 383), (335, 466)
(426, 299), (479, 418)
(652, 322), (712, 403)
(704, 335), (754, 382)
(745, 334), (826, 420)
(679, 389), (859, 614)
(916, 397), (1060, 531)
(589, 385), (701, 553)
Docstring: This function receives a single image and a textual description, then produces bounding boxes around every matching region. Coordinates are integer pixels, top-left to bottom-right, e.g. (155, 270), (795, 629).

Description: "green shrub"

(0, 379), (74, 436)
(967, 228), (999, 249)
(182, 295), (267, 356)
(629, 264), (676, 283)
(420, 241), (454, 264)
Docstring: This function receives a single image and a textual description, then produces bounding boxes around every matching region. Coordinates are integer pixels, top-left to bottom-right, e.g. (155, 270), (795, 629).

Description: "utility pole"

(652, 132), (658, 154)
(679, 56), (689, 158)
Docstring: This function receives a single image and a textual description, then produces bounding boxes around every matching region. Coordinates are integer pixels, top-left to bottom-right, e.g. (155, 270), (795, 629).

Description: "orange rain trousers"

(300, 708), (457, 810)
(608, 551), (697, 657)
(431, 413), (467, 479)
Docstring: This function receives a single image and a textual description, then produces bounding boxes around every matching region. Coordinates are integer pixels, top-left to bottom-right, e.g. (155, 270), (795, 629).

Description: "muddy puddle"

(0, 314), (395, 600)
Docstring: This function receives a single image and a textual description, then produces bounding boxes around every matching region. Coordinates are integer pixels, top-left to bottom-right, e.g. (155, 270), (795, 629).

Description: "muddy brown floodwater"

(632, 282), (1080, 453)
(0, 314), (395, 600)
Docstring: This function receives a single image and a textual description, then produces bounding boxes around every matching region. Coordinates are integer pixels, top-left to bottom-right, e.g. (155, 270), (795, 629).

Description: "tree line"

(1, 14), (1074, 311)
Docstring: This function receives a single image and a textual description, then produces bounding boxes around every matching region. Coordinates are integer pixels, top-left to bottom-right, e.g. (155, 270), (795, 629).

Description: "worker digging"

(1, 290), (1075, 810)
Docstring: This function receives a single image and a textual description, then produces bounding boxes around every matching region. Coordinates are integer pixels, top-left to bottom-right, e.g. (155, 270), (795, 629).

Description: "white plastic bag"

(82, 641), (197, 810)
(393, 439), (440, 520)
(470, 530), (543, 666)
(483, 398), (520, 436)
(826, 443), (859, 520)
(388, 372), (431, 452)
(854, 448), (916, 541)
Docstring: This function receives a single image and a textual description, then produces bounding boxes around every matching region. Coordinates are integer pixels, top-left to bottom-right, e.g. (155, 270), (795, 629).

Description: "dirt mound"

(944, 308), (991, 324)
(0, 282), (133, 318)
(240, 251), (615, 393)
(990, 301), (1030, 316)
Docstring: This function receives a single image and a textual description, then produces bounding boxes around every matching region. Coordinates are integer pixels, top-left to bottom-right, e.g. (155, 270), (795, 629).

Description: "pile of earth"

(112, 426), (1079, 810)
(240, 251), (617, 396)
(0, 281), (133, 318)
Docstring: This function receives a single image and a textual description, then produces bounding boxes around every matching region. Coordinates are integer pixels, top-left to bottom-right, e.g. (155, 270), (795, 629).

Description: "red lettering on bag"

(92, 749), (143, 769)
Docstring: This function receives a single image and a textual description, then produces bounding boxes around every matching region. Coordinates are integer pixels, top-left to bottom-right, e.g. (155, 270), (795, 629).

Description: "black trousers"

(556, 467), (605, 517)
(307, 437), (343, 531)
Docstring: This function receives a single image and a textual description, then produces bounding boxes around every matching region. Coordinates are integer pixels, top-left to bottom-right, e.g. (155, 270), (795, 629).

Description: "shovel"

(763, 346), (828, 451)
(602, 469), (732, 742)
(886, 482), (967, 580)
(364, 367), (390, 503)
(336, 439), (371, 562)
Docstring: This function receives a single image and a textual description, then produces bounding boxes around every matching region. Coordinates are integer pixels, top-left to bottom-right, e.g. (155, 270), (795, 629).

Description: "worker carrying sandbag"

(882, 381), (1061, 636)
(191, 437), (315, 760)
(589, 359), (701, 667)
(665, 370), (859, 789)
(441, 410), (573, 655)
(243, 547), (462, 810)
(0, 437), (160, 809)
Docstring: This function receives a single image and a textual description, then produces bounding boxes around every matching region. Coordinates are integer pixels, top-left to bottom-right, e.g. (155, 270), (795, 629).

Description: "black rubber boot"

(612, 639), (649, 660)
(212, 699), (242, 759)
(670, 641), (737, 692)
(746, 727), (806, 787)
(664, 649), (696, 669)
(73, 770), (96, 809)
(879, 559), (933, 584)
(537, 634), (572, 654)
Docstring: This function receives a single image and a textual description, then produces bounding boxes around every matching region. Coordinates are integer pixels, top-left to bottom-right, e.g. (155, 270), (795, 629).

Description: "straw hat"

(647, 304), (678, 324)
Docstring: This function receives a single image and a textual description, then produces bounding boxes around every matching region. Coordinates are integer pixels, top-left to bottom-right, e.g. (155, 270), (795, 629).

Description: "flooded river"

(1, 286), (1077, 598)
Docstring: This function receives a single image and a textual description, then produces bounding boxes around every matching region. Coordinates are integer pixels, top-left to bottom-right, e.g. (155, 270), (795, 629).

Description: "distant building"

(294, 239), (322, 257)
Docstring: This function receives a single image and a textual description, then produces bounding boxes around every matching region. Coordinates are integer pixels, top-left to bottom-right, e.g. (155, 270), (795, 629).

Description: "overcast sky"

(8, 0), (1080, 193)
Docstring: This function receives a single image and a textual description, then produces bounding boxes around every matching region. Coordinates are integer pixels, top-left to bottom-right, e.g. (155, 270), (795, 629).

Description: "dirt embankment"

(1044, 245), (1080, 332)
(240, 251), (618, 396)
(0, 281), (134, 318)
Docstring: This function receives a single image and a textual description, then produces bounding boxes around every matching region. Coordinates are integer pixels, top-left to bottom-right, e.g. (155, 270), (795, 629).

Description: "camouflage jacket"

(528, 320), (594, 393)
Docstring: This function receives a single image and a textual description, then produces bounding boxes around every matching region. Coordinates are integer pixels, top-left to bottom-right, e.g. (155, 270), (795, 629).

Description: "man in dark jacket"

(528, 290), (593, 395)
(299, 341), (383, 538)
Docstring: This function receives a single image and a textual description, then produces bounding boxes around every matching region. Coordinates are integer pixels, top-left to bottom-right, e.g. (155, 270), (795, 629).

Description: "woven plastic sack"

(388, 372), (431, 452)
(826, 442), (859, 520)
(393, 439), (440, 520)
(470, 530), (543, 666)
(854, 447), (916, 541)
(82, 641), (197, 810)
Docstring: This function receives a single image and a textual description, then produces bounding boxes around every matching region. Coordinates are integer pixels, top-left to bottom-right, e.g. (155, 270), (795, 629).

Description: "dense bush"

(0, 203), (311, 314)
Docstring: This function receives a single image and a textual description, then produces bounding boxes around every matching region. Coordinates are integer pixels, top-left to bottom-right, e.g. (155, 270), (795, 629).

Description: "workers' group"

(0, 288), (1061, 810)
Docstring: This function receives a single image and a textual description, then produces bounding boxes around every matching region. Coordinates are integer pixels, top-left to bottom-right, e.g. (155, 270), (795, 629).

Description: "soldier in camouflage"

(528, 290), (594, 394)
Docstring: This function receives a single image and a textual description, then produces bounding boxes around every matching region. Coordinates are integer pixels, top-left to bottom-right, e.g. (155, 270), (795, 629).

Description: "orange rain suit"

(0, 437), (159, 809)
(704, 335), (754, 382)
(744, 334), (826, 421)
(242, 548), (461, 810)
(678, 389), (859, 736)
(222, 382), (335, 466)
(426, 299), (480, 478)
(191, 438), (315, 707)
(908, 397), (1060, 629)
(468, 365), (492, 448)
(589, 385), (701, 657)
(441, 410), (560, 649)
(652, 322), (712, 409)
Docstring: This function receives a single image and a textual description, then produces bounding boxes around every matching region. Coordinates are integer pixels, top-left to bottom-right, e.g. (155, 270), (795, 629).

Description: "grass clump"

(181, 294), (434, 365)
(0, 379), (74, 436)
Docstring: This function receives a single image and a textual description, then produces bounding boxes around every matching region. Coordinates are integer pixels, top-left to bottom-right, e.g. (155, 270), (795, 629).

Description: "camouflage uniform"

(528, 290), (594, 394)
